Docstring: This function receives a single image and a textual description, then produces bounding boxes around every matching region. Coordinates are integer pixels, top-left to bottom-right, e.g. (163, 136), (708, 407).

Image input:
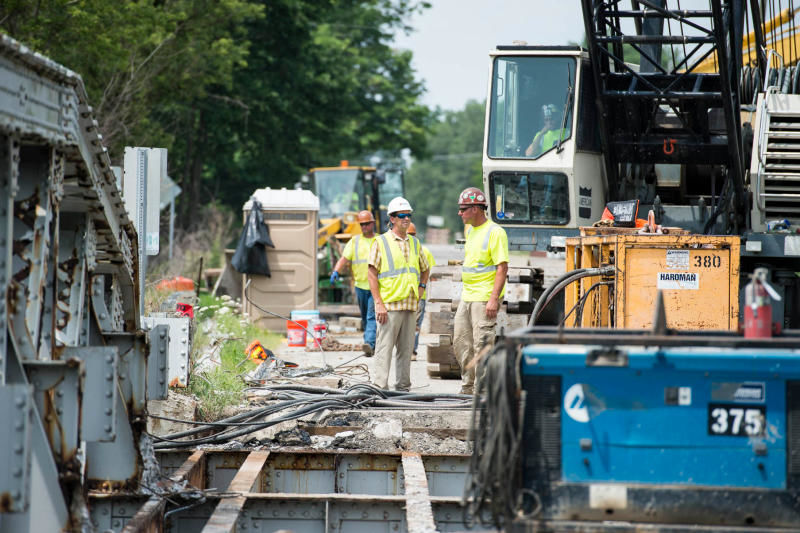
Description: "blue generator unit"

(465, 328), (800, 532)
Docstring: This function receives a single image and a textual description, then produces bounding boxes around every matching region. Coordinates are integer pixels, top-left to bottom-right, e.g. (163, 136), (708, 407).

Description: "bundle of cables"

(149, 383), (472, 450)
(462, 343), (532, 528)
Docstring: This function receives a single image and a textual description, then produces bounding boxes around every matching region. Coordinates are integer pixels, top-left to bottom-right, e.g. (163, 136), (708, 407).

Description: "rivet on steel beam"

(56, 408), (62, 415)
(105, 373), (113, 381)
(14, 445), (23, 454)
(56, 390), (63, 398)
(104, 425), (111, 433)
(104, 408), (111, 415)
(13, 468), (22, 477)
(15, 396), (25, 407)
(105, 391), (112, 398)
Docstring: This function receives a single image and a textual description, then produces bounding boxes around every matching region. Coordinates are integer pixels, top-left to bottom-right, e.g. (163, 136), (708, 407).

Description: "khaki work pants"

(371, 310), (416, 391)
(453, 300), (497, 391)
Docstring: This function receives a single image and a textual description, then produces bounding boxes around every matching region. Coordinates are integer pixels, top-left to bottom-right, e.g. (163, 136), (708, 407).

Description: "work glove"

(330, 271), (340, 285)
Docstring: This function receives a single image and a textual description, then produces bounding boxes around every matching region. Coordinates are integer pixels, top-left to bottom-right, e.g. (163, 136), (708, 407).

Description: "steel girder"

(0, 34), (167, 531)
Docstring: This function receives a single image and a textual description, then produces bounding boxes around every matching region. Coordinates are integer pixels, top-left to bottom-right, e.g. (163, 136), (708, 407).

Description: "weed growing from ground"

(188, 294), (281, 421)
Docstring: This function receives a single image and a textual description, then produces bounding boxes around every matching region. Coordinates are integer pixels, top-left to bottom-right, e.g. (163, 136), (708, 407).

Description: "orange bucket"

(286, 320), (308, 347)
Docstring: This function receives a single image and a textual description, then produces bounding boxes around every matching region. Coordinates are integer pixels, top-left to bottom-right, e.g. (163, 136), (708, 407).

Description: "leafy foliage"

(405, 100), (485, 236)
(1, 0), (433, 226)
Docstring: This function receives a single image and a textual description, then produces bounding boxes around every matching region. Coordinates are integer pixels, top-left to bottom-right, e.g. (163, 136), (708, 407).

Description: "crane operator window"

(488, 56), (575, 159)
(490, 171), (569, 225)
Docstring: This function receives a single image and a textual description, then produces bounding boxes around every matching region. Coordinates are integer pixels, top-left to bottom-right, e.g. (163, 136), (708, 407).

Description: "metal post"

(137, 150), (148, 313)
(169, 196), (175, 260)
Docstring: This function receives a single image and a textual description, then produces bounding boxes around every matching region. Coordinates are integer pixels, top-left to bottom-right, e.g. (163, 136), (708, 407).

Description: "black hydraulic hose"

(528, 266), (615, 326)
(151, 388), (473, 449)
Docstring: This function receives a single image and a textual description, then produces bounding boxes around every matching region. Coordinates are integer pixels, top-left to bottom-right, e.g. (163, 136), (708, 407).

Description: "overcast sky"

(393, 1), (585, 111)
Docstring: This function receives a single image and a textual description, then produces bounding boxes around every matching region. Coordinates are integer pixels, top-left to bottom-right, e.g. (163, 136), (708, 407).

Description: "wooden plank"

(426, 345), (457, 364)
(201, 450), (270, 533)
(427, 311), (455, 335)
(122, 450), (206, 533)
(402, 452), (437, 533)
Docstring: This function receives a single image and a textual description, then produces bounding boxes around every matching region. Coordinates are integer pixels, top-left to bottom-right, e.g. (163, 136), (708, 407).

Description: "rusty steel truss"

(0, 34), (170, 531)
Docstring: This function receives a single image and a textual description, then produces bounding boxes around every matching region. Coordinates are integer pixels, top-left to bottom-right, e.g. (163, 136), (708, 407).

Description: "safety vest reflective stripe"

(376, 232), (420, 303)
(462, 226), (498, 273)
(482, 225), (495, 250)
(376, 235), (419, 279)
(351, 235), (368, 264)
(463, 263), (497, 273)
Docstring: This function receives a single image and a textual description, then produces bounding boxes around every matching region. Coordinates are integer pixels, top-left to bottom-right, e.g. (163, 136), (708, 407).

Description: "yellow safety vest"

(376, 232), (421, 303)
(348, 234), (375, 290)
(463, 221), (505, 301)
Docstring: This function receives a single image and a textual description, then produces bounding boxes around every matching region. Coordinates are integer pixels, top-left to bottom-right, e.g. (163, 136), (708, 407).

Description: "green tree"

(1, 0), (263, 152)
(174, 0), (434, 217)
(405, 100), (485, 237)
(1, 0), (433, 227)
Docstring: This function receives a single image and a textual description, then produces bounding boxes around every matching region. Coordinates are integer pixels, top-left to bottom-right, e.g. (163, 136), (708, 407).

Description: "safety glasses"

(393, 213), (412, 219)
(458, 206), (474, 214)
(359, 222), (372, 226)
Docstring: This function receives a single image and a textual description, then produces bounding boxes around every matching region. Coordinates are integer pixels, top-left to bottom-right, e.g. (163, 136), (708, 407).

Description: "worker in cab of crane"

(454, 187), (509, 395)
(367, 197), (430, 391)
(525, 103), (569, 157)
(407, 222), (436, 361)
(330, 210), (377, 355)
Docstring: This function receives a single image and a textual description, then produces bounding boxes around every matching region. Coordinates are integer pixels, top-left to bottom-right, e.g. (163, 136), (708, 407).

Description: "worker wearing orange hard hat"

(407, 222), (436, 360)
(454, 187), (508, 395)
(331, 210), (378, 354)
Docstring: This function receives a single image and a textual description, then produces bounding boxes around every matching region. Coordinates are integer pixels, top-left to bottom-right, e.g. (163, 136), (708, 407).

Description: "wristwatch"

(419, 283), (426, 288)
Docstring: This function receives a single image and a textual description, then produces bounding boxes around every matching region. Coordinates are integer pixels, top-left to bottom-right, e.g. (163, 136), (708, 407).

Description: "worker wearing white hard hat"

(367, 196), (430, 391)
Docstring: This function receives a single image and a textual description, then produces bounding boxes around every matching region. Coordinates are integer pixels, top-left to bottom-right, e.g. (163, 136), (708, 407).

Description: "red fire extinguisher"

(743, 267), (782, 338)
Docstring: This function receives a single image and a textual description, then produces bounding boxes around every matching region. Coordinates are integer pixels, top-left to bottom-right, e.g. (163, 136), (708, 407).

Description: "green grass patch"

(187, 295), (282, 421)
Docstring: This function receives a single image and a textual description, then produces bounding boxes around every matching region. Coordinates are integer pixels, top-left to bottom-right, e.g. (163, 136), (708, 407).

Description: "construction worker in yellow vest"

(367, 197), (430, 391)
(407, 222), (436, 360)
(330, 210), (377, 355)
(454, 187), (509, 395)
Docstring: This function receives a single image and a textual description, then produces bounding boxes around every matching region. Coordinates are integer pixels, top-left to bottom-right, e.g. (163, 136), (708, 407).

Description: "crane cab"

(482, 46), (606, 251)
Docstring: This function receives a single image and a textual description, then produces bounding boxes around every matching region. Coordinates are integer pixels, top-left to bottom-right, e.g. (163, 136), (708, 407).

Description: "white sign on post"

(123, 147), (165, 256)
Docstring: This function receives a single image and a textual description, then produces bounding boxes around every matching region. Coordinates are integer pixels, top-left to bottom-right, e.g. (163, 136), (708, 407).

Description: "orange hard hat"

(356, 210), (375, 223)
(407, 222), (417, 235)
(458, 187), (487, 207)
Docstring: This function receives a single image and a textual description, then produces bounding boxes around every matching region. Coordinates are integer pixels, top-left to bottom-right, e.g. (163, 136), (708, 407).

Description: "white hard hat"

(387, 196), (413, 214)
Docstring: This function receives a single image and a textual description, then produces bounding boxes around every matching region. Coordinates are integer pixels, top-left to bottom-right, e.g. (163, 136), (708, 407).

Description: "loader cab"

(377, 167), (405, 231)
(308, 164), (379, 222)
(482, 47), (605, 251)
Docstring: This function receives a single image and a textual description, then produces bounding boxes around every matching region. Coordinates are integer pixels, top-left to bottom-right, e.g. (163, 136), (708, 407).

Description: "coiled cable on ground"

(462, 343), (525, 528)
(149, 384), (472, 449)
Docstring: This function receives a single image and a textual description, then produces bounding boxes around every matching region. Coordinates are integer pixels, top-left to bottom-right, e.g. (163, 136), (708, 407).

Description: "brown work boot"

(361, 343), (374, 357)
(459, 386), (474, 395)
(411, 351), (417, 361)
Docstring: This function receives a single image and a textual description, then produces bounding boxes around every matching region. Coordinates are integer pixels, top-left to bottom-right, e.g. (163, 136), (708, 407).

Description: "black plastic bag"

(232, 199), (275, 276)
